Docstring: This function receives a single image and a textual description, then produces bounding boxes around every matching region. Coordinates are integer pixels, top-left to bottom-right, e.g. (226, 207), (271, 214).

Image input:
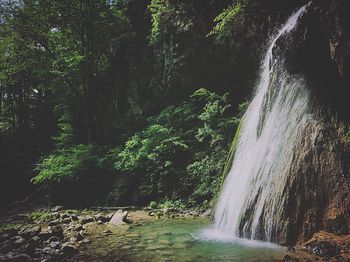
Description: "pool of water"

(82, 218), (285, 262)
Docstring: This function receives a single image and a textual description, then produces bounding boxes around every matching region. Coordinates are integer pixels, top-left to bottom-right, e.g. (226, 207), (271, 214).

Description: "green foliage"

(186, 90), (246, 205)
(148, 0), (169, 45)
(113, 124), (189, 204)
(32, 144), (114, 206)
(158, 199), (186, 209)
(220, 117), (243, 185)
(32, 144), (97, 185)
(1, 0), (259, 207)
(0, 224), (24, 233)
(345, 132), (350, 143)
(115, 125), (188, 171)
(149, 201), (158, 209)
(26, 211), (55, 222)
(208, 3), (243, 40)
(107, 88), (245, 207)
(53, 110), (76, 148)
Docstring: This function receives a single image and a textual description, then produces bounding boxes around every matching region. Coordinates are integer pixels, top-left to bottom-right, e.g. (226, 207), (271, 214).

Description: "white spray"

(213, 4), (311, 242)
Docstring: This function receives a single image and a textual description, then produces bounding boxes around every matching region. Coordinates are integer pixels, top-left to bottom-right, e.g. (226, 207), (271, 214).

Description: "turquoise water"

(83, 218), (285, 262)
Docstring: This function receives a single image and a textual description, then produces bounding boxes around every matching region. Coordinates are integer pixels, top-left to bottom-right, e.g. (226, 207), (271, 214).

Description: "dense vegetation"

(0, 0), (306, 207)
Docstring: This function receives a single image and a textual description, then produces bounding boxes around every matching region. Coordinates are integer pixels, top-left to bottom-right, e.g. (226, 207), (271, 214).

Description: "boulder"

(326, 213), (349, 235)
(81, 216), (94, 224)
(95, 214), (108, 222)
(74, 224), (84, 232)
(82, 238), (90, 243)
(0, 240), (13, 253)
(102, 230), (112, 235)
(0, 233), (12, 242)
(51, 206), (64, 212)
(0, 229), (17, 240)
(48, 225), (64, 239)
(42, 246), (60, 256)
(61, 217), (71, 224)
(76, 232), (84, 241)
(162, 208), (178, 215)
(38, 229), (52, 241)
(61, 213), (69, 219)
(29, 236), (41, 245)
(48, 219), (60, 226)
(307, 240), (341, 258)
(13, 237), (26, 247)
(48, 236), (61, 243)
(109, 210), (128, 225)
(2, 253), (33, 262)
(49, 241), (61, 249)
(61, 243), (78, 254)
(20, 227), (41, 239)
(200, 209), (212, 217)
(106, 213), (114, 220)
(70, 214), (79, 221)
(282, 255), (292, 261)
(22, 241), (36, 255)
(69, 237), (78, 243)
(51, 212), (60, 219)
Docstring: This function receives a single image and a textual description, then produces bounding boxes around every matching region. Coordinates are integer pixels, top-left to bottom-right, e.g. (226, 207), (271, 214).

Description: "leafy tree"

(1, 0), (285, 207)
(107, 88), (244, 207)
(32, 144), (113, 206)
(112, 124), (189, 204)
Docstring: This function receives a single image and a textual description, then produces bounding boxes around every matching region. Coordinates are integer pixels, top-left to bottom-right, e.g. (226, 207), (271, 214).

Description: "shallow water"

(83, 218), (285, 262)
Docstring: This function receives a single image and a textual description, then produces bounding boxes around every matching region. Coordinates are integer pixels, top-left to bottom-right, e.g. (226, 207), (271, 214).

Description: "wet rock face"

(309, 0), (350, 120)
(285, 1), (350, 121)
(308, 240), (341, 258)
(276, 1), (350, 241)
(312, 0), (350, 77)
(278, 117), (350, 245)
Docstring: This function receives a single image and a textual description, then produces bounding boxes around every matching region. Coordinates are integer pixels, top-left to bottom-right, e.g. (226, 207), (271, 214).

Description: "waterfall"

(212, 4), (311, 242)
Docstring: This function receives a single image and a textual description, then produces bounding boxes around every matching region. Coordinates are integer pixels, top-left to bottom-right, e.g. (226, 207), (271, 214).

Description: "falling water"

(212, 4), (311, 242)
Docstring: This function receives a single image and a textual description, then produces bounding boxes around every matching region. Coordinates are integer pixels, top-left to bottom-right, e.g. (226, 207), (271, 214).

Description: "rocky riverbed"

(0, 206), (349, 261)
(0, 206), (209, 261)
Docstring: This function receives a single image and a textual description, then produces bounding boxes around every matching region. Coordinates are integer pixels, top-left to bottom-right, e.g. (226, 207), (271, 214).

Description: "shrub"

(32, 144), (114, 206)
(111, 124), (189, 205)
(108, 88), (246, 208)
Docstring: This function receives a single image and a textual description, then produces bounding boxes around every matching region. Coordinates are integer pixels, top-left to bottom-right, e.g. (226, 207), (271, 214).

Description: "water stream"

(80, 218), (284, 262)
(208, 4), (311, 242)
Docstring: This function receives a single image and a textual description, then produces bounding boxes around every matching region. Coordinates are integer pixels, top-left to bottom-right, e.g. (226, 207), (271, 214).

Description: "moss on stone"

(220, 117), (244, 186)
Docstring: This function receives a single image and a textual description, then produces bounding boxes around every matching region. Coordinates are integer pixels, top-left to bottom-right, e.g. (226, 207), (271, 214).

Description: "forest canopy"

(0, 0), (302, 207)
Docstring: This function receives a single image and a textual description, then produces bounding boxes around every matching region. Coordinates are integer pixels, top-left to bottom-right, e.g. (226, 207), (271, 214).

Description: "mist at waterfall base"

(200, 4), (312, 245)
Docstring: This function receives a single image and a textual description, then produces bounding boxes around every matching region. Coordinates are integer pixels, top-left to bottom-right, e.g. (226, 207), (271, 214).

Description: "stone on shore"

(109, 210), (128, 225)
